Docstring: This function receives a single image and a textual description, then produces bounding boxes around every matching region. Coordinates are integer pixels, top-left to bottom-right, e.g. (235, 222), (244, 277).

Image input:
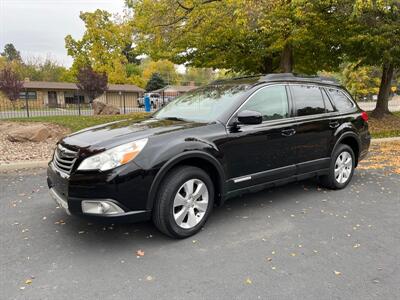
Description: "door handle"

(329, 121), (340, 128)
(281, 128), (296, 137)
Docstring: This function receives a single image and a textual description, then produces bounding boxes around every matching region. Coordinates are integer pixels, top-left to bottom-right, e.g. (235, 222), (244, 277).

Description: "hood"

(61, 117), (207, 151)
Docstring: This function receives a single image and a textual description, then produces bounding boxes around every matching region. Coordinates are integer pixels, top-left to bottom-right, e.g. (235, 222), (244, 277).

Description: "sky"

(0, 0), (126, 67)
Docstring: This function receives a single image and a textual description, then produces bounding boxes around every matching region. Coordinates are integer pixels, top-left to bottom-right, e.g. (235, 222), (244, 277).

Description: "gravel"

(0, 122), (69, 164)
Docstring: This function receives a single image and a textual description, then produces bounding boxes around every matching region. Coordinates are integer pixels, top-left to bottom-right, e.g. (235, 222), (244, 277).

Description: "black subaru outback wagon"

(48, 74), (370, 238)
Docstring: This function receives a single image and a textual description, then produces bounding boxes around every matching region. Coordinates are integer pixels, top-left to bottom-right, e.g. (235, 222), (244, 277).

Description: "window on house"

(64, 92), (85, 104)
(19, 91), (37, 100)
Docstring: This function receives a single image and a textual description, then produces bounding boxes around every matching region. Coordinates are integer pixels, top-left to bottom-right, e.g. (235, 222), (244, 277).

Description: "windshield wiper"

(162, 117), (186, 121)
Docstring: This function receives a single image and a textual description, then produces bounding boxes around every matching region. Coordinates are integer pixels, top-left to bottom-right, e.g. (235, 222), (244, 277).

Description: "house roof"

(152, 85), (197, 93)
(22, 81), (145, 93)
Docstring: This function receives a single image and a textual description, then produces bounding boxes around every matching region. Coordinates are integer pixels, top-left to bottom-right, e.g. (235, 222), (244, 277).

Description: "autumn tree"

(0, 67), (24, 108)
(76, 66), (108, 103)
(129, 0), (347, 74)
(346, 1), (400, 117)
(141, 59), (179, 85)
(65, 10), (138, 84)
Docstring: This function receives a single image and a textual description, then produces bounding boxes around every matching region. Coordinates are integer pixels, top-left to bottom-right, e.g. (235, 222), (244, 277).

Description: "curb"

(0, 160), (49, 172)
(371, 137), (400, 143)
(1, 137), (399, 172)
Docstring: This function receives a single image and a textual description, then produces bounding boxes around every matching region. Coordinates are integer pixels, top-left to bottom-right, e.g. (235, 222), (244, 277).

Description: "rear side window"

(291, 85), (325, 116)
(322, 89), (335, 112)
(241, 85), (289, 121)
(327, 89), (354, 111)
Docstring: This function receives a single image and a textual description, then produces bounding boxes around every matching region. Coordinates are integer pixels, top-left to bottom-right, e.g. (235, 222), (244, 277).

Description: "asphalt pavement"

(1, 167), (399, 300)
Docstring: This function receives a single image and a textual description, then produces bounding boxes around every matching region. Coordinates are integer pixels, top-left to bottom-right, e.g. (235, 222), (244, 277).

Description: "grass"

(6, 112), (150, 132)
(3, 111), (400, 137)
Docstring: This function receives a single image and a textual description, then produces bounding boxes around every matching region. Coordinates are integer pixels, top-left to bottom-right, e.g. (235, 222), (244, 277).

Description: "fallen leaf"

(245, 278), (252, 284)
(25, 279), (32, 285)
(136, 249), (145, 257)
(334, 271), (341, 276)
(290, 253), (296, 257)
(146, 275), (153, 281)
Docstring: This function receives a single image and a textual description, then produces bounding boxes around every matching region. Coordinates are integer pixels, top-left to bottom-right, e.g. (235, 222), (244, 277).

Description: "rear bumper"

(47, 162), (153, 223)
(359, 130), (371, 162)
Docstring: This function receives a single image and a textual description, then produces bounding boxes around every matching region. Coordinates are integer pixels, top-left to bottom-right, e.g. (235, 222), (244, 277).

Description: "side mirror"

(237, 110), (263, 125)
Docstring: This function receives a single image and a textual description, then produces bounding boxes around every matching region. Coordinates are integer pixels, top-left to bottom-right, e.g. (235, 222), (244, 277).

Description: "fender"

(146, 150), (226, 210)
(332, 131), (361, 158)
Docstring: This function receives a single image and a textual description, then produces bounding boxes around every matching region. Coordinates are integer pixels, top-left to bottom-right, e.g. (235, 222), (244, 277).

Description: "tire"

(152, 166), (214, 238)
(320, 144), (355, 190)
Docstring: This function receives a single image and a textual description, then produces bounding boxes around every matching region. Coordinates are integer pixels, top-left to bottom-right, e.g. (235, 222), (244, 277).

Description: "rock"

(7, 124), (53, 142)
(93, 100), (120, 115)
(93, 100), (106, 115)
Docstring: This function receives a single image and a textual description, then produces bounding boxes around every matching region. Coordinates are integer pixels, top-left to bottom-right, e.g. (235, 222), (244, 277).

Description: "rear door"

(289, 84), (334, 174)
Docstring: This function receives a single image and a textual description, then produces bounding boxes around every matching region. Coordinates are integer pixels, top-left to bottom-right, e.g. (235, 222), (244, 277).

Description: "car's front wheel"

(152, 166), (214, 238)
(320, 144), (355, 189)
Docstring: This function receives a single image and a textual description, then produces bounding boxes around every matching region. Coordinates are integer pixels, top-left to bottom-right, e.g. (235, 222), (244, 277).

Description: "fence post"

(123, 92), (126, 114)
(25, 89), (30, 118)
(78, 93), (81, 116)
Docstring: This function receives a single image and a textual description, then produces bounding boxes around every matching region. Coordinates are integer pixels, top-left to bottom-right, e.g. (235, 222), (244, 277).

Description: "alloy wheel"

(334, 151), (353, 184)
(173, 179), (209, 229)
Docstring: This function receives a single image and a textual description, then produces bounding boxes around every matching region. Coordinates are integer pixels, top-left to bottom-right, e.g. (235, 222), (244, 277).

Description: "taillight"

(361, 111), (369, 122)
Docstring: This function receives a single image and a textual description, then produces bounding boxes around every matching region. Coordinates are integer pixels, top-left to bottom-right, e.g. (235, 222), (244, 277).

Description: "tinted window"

(292, 85), (325, 116)
(322, 89), (335, 112)
(240, 85), (289, 121)
(328, 89), (354, 111)
(154, 84), (252, 122)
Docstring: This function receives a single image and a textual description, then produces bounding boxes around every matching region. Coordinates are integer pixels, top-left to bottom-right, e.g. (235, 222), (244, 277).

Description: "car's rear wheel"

(152, 166), (214, 238)
(320, 144), (355, 189)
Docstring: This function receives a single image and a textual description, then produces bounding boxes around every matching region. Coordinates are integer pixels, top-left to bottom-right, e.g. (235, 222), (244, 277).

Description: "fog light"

(81, 200), (124, 215)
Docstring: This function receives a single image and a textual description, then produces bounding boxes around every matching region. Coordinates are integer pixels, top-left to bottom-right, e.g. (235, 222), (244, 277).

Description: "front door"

(48, 91), (58, 108)
(222, 84), (297, 191)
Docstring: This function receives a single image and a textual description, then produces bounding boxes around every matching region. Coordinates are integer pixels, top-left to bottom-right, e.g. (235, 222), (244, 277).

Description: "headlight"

(77, 138), (148, 171)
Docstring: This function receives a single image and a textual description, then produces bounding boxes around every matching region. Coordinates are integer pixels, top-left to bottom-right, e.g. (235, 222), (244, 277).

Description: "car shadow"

(55, 175), (336, 249)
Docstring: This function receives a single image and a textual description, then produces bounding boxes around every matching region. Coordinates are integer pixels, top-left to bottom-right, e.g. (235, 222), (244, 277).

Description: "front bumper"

(47, 162), (153, 223)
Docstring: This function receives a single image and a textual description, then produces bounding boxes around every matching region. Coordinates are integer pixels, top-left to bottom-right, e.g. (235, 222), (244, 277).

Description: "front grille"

(53, 144), (78, 174)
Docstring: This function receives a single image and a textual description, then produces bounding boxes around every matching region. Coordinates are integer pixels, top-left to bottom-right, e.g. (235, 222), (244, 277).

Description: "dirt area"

(0, 122), (69, 164)
(368, 113), (400, 137)
(358, 141), (400, 174)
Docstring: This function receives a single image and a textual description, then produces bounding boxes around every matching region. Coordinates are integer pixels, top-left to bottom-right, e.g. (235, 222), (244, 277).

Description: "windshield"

(153, 84), (251, 122)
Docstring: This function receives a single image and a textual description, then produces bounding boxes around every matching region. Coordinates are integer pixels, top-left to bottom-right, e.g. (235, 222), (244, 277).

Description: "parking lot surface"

(1, 166), (399, 299)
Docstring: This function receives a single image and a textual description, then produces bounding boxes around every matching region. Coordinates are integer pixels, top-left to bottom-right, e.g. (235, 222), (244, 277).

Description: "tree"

(76, 66), (108, 103)
(1, 43), (22, 62)
(129, 0), (347, 74)
(341, 64), (381, 101)
(0, 67), (24, 108)
(141, 59), (179, 85)
(145, 73), (167, 91)
(346, 1), (400, 117)
(65, 10), (136, 84)
(182, 67), (218, 85)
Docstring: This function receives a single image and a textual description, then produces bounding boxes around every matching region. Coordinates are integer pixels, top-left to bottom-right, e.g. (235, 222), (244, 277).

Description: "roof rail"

(260, 73), (340, 85)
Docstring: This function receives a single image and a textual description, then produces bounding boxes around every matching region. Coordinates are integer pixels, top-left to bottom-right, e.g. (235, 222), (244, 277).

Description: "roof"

(152, 85), (197, 93)
(22, 81), (145, 92)
(211, 73), (341, 87)
(260, 73), (341, 86)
